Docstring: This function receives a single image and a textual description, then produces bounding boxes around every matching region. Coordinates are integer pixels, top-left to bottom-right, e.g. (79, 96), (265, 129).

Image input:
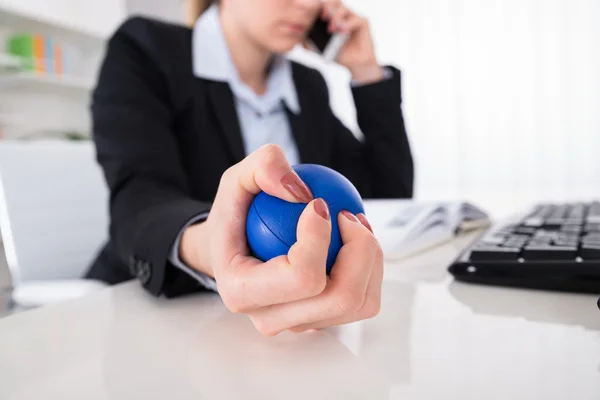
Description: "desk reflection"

(448, 281), (600, 331)
(102, 282), (419, 399)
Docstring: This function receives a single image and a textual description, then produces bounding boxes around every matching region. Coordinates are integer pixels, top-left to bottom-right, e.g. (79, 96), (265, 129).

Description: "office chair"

(0, 140), (108, 307)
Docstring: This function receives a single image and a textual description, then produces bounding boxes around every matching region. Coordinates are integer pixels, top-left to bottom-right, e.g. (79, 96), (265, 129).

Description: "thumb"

(212, 144), (313, 224)
(209, 144), (314, 269)
(223, 144), (312, 205)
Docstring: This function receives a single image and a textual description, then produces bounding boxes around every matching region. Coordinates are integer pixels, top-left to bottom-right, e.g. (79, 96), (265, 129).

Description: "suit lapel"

(287, 67), (329, 166)
(205, 81), (246, 164)
(286, 106), (309, 163)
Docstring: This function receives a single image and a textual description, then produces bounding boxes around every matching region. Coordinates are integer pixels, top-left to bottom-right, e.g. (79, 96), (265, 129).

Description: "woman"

(87, 0), (413, 335)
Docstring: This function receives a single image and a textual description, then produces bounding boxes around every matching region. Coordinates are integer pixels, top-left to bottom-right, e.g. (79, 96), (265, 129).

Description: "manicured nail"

(281, 170), (313, 203)
(341, 210), (360, 223)
(314, 199), (330, 221)
(357, 213), (373, 233)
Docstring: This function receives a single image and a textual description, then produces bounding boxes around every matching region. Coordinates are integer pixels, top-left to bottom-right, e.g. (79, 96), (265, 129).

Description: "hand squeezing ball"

(246, 164), (364, 274)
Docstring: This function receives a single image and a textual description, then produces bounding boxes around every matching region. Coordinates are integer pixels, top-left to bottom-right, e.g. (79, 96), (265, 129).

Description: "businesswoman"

(87, 0), (413, 335)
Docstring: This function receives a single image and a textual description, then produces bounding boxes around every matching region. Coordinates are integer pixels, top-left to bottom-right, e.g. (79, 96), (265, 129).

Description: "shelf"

(0, 52), (94, 93)
(0, 71), (94, 96)
(14, 72), (94, 91)
(0, 5), (107, 51)
(0, 53), (21, 72)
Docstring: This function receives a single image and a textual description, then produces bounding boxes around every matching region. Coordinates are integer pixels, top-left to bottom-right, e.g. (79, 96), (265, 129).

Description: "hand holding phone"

(306, 0), (384, 84)
(306, 15), (349, 62)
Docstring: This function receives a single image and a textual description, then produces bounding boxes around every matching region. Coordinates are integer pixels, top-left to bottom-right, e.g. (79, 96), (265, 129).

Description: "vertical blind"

(315, 0), (600, 211)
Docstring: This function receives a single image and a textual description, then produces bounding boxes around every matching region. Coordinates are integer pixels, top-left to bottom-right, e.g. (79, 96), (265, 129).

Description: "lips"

(286, 23), (308, 34)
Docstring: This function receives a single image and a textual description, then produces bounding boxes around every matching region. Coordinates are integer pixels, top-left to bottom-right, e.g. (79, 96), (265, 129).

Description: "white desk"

(0, 232), (599, 399)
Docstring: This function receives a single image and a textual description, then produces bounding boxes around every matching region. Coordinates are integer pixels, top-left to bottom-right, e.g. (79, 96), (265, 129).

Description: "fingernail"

(314, 198), (330, 221)
(357, 213), (373, 233)
(281, 170), (313, 203)
(341, 210), (360, 223)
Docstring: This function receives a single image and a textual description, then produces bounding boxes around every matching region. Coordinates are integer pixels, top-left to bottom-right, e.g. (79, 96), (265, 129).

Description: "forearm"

(109, 177), (212, 294)
(352, 67), (414, 198)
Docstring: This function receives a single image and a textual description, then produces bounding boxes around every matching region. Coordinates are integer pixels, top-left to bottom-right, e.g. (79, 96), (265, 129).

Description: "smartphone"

(307, 17), (348, 62)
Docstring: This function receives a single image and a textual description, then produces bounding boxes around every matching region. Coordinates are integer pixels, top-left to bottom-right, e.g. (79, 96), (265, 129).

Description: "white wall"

(340, 0), (600, 209)
(125, 0), (187, 25)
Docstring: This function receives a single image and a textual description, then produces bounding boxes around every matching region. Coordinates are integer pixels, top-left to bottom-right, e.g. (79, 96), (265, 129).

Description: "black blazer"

(86, 16), (414, 298)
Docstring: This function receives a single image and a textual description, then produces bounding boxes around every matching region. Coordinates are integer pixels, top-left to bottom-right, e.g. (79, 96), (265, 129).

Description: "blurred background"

(0, 0), (598, 289)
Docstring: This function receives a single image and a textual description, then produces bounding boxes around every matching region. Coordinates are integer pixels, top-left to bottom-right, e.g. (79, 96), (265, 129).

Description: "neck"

(219, 6), (272, 94)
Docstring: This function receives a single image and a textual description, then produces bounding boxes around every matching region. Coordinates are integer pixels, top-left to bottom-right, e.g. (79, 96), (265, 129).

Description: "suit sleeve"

(329, 66), (414, 199)
(92, 18), (211, 297)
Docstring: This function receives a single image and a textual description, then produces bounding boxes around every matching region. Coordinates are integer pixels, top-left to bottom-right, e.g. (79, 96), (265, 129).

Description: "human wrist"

(180, 222), (213, 278)
(349, 62), (385, 85)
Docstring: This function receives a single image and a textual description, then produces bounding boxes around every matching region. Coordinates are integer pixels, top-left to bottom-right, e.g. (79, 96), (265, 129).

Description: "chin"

(267, 38), (301, 54)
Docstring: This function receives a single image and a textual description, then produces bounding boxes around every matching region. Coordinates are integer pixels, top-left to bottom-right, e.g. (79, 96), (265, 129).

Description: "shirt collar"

(192, 5), (300, 115)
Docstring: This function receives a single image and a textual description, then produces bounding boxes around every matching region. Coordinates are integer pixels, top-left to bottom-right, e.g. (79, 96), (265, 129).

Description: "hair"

(186, 0), (218, 26)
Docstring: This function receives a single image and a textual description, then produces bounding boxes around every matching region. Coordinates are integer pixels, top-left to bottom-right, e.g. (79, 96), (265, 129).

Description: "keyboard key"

(470, 247), (521, 261)
(583, 234), (600, 243)
(514, 227), (537, 235)
(582, 240), (600, 248)
(523, 218), (544, 227)
(480, 236), (506, 245)
(504, 241), (528, 248)
(560, 225), (582, 233)
(522, 246), (577, 260)
(508, 234), (530, 240)
(585, 223), (600, 232)
(580, 245), (600, 260)
(533, 230), (555, 239)
(529, 237), (551, 243)
(544, 219), (565, 228)
(557, 232), (579, 240)
(554, 240), (580, 247)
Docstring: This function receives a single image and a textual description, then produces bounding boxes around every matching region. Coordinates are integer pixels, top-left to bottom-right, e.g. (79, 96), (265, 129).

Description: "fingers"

(290, 242), (383, 332)
(223, 143), (313, 207)
(210, 144), (313, 273)
(216, 199), (330, 313)
(287, 198), (332, 280)
(336, 14), (367, 36)
(322, 0), (342, 20)
(328, 7), (351, 34)
(322, 1), (364, 36)
(357, 213), (374, 233)
(245, 211), (378, 336)
(328, 211), (377, 313)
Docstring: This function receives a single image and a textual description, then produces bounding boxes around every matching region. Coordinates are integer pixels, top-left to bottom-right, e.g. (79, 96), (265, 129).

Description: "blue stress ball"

(246, 164), (364, 274)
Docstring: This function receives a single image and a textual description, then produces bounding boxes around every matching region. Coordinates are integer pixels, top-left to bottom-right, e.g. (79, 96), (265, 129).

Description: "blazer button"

(137, 262), (152, 285)
(128, 255), (138, 276)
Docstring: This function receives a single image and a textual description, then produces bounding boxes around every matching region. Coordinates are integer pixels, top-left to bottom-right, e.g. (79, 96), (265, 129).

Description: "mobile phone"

(307, 17), (348, 62)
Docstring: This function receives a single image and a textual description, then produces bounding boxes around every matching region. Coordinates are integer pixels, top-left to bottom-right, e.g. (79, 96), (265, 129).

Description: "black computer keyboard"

(449, 202), (600, 294)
